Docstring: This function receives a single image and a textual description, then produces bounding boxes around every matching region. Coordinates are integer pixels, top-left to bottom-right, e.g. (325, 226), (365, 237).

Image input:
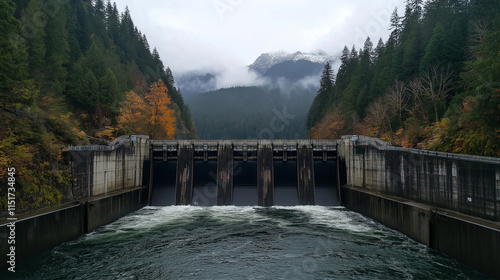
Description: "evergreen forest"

(0, 0), (197, 210)
(307, 0), (500, 157)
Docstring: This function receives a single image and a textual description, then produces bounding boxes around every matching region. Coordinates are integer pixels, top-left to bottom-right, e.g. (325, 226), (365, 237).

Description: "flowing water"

(4, 206), (490, 279)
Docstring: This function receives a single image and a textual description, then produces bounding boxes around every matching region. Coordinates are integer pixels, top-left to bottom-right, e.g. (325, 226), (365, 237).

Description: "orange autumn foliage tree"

(117, 79), (176, 139)
(308, 106), (347, 139)
(117, 89), (148, 134)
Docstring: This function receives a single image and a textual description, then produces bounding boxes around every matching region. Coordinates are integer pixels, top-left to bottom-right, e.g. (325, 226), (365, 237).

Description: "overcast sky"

(115, 0), (405, 84)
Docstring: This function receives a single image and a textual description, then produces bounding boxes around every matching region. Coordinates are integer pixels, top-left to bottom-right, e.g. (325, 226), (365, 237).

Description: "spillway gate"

(147, 140), (341, 207)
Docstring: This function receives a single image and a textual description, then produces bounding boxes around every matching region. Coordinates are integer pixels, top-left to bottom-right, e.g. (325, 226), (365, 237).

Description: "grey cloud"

(115, 0), (405, 88)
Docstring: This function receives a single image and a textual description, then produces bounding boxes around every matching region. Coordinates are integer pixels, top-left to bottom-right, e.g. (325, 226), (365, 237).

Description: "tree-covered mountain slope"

(307, 0), (500, 157)
(0, 0), (196, 211)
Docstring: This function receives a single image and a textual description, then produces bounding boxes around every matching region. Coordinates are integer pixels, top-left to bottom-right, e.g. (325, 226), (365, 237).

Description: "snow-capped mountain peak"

(249, 50), (335, 74)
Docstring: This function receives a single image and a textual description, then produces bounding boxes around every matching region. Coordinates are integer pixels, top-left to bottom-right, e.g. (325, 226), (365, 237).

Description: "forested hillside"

(307, 0), (500, 157)
(186, 86), (315, 139)
(0, 0), (196, 211)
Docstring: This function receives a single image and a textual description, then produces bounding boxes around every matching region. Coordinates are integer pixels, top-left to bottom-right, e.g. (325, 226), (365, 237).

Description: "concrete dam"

(1, 135), (499, 278)
(147, 139), (341, 207)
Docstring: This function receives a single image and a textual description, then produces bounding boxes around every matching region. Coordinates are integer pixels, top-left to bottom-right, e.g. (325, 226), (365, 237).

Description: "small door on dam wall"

(192, 161), (218, 206)
(274, 160), (298, 206)
(314, 161), (340, 206)
(233, 160), (258, 206)
(151, 161), (176, 206)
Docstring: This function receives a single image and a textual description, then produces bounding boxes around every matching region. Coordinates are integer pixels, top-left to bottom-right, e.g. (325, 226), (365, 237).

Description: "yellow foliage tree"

(94, 126), (118, 140)
(117, 79), (176, 139)
(117, 90), (148, 135)
(146, 80), (176, 139)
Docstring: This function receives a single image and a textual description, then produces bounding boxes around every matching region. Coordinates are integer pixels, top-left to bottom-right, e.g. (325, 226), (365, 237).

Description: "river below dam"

(5, 206), (490, 279)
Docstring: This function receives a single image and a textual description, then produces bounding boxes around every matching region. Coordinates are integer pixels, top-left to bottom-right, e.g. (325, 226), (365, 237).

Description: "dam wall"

(69, 135), (150, 198)
(0, 187), (148, 268)
(338, 135), (500, 221)
(338, 135), (500, 277)
(0, 135), (151, 268)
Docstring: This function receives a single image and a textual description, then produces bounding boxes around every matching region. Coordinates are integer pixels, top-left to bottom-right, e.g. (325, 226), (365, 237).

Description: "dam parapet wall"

(338, 135), (500, 221)
(68, 135), (150, 198)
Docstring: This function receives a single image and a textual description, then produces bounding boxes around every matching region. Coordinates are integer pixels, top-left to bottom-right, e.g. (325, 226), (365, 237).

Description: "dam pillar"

(175, 141), (194, 205)
(297, 142), (315, 205)
(217, 142), (234, 205)
(257, 141), (274, 206)
(148, 145), (154, 205)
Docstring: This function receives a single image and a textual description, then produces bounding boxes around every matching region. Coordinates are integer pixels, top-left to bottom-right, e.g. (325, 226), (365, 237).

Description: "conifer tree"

(99, 68), (120, 106)
(44, 3), (69, 94)
(319, 62), (334, 91)
(389, 7), (402, 44)
(0, 0), (29, 106)
(307, 62), (334, 131)
(119, 7), (137, 62)
(355, 37), (375, 114)
(106, 1), (120, 45)
(420, 23), (448, 72)
(71, 0), (92, 52)
(374, 38), (385, 63)
(165, 67), (175, 87)
(335, 46), (351, 93)
(21, 0), (46, 79)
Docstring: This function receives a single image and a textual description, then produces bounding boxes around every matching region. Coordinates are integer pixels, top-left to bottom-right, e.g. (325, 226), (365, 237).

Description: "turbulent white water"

(5, 206), (489, 279)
